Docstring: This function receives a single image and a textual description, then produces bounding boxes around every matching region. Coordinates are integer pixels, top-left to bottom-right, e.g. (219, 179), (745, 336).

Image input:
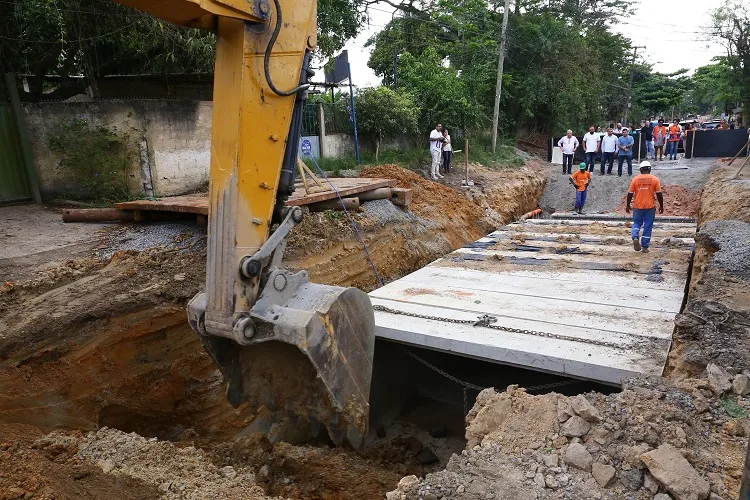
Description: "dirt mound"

(389, 383), (748, 499)
(0, 423), (158, 499)
(613, 184), (701, 216)
(362, 164), (484, 228)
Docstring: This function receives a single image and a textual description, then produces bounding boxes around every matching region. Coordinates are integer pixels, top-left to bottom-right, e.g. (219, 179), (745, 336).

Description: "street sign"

(325, 50), (350, 84)
(301, 139), (312, 157)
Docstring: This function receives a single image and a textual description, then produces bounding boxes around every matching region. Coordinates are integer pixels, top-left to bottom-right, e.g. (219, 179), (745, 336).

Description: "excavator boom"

(117, 0), (375, 446)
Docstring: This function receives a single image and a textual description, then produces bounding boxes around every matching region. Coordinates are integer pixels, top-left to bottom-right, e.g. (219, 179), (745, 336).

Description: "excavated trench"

(3, 159), (730, 499)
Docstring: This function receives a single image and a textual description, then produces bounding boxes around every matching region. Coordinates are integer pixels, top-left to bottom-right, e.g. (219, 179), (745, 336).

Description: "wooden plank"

(285, 178), (396, 206)
(116, 195), (209, 215)
(482, 238), (694, 254)
(115, 179), (398, 216)
(500, 224), (696, 238)
(370, 280), (677, 338)
(482, 232), (695, 248)
(395, 266), (686, 311)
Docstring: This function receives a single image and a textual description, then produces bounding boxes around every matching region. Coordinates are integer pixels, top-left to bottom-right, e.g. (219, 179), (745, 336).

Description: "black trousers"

(442, 150), (452, 172)
(562, 154), (573, 174)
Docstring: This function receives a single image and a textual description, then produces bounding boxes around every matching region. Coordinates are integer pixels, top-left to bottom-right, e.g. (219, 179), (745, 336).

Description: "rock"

(558, 399), (574, 422)
(259, 465), (270, 478)
(534, 472), (546, 488)
(338, 169), (361, 178)
(675, 427), (687, 440)
(416, 447), (439, 465)
(641, 444), (711, 500)
(644, 473), (659, 493)
(397, 475), (420, 491)
(706, 363), (732, 395)
(591, 463), (616, 488)
(653, 495), (672, 500)
(591, 427), (612, 446)
(543, 453), (559, 468)
(100, 459), (116, 474)
(457, 485), (465, 494)
(732, 374), (750, 395)
(563, 443), (593, 471)
(619, 468), (644, 491)
(557, 474), (570, 486)
(403, 436), (423, 456)
(220, 466), (236, 479)
(570, 395), (602, 422)
(709, 494), (724, 500)
(552, 436), (568, 447)
(545, 474), (559, 489)
(561, 416), (591, 437)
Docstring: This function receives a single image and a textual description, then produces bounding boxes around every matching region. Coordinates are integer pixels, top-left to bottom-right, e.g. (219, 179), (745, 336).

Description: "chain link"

(374, 304), (624, 350)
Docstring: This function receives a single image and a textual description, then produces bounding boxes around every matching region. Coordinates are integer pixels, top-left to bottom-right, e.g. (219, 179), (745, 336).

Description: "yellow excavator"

(116, 0), (375, 447)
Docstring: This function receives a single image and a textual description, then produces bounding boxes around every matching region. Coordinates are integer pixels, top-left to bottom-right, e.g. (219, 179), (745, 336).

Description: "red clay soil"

(615, 184), (700, 217)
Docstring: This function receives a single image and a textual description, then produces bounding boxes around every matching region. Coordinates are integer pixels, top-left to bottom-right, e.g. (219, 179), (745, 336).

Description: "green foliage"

(633, 69), (690, 115)
(318, 0), (367, 57)
(722, 396), (748, 419)
(354, 87), (419, 143)
(711, 2), (750, 111)
(47, 118), (134, 201)
(689, 59), (742, 114)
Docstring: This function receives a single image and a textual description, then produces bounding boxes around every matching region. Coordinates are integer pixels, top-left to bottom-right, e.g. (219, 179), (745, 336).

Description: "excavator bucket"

(190, 269), (375, 447)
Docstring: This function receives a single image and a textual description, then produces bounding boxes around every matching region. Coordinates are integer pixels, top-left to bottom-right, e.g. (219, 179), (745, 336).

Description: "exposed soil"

(614, 184), (701, 217)
(0, 161), (546, 499)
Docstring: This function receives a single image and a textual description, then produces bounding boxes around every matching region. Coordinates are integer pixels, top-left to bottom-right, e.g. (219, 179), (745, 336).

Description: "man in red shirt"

(626, 161), (664, 253)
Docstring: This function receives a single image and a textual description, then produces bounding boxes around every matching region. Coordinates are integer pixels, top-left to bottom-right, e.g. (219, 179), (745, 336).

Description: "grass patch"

(303, 136), (524, 174)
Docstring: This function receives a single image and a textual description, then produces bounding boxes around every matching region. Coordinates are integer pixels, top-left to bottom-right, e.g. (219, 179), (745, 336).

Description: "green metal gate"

(0, 102), (31, 202)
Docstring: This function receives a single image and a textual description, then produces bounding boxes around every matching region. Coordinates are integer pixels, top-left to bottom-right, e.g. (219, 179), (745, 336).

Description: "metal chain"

(400, 347), (579, 415)
(374, 304), (624, 350)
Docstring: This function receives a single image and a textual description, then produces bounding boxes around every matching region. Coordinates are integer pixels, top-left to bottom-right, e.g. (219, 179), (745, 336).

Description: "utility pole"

(623, 45), (645, 127)
(491, 0), (511, 154)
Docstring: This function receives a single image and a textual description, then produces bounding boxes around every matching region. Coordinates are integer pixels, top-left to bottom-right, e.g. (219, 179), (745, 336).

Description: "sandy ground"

(0, 161), (546, 499)
(540, 157), (716, 215)
(0, 204), (111, 282)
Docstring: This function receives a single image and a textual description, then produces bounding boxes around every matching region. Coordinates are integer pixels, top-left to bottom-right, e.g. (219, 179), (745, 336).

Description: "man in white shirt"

(558, 129), (579, 174)
(582, 126), (600, 173)
(429, 124), (445, 180)
(614, 123), (623, 134)
(600, 127), (618, 175)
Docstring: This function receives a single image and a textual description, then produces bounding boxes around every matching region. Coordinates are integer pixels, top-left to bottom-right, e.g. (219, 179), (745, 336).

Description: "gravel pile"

(98, 222), (206, 260)
(76, 428), (273, 499)
(389, 380), (747, 500)
(699, 220), (750, 280)
(361, 199), (441, 233)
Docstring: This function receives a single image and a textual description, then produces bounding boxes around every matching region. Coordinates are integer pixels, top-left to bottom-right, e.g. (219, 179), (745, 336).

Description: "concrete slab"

(371, 218), (695, 385)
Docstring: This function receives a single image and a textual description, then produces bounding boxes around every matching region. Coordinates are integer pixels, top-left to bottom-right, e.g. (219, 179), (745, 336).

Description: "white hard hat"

(639, 161), (652, 169)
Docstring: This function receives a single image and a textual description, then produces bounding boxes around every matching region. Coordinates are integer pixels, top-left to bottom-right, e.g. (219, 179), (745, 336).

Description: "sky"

(325, 0), (728, 88)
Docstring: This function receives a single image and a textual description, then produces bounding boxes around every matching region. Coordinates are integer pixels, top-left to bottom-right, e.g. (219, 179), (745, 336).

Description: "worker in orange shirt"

(666, 119), (681, 161)
(626, 161), (664, 253)
(569, 162), (592, 214)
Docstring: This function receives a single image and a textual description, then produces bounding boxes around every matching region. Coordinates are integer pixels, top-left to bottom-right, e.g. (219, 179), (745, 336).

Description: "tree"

(711, 2), (750, 110)
(354, 87), (419, 159)
(632, 69), (690, 116)
(689, 59), (742, 115)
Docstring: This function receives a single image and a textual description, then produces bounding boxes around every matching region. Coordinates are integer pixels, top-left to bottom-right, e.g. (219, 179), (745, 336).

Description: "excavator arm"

(116, 0), (375, 447)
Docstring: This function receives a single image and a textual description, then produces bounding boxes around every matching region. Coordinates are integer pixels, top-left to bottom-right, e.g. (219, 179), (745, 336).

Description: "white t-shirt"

(429, 130), (443, 151)
(601, 134), (618, 153)
(558, 136), (579, 155)
(443, 135), (452, 152)
(582, 132), (600, 153)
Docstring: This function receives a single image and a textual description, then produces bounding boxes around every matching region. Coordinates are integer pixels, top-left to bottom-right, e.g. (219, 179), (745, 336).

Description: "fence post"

(318, 103), (326, 159)
(4, 72), (41, 203)
(465, 139), (469, 185)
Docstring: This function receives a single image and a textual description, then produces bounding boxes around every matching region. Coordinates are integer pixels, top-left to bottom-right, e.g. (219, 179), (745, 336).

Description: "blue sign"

(301, 139), (312, 157)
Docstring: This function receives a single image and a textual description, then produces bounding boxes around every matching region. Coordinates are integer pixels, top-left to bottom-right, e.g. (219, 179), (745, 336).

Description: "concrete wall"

(23, 100), (211, 200)
(321, 133), (417, 159)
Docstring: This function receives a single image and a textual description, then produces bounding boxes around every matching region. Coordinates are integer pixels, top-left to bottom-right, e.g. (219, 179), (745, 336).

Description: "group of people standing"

(428, 123), (453, 180)
(558, 118), (689, 179)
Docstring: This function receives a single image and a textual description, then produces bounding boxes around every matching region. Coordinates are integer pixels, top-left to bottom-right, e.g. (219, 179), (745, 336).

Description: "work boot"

(641, 247), (650, 253)
(633, 238), (642, 252)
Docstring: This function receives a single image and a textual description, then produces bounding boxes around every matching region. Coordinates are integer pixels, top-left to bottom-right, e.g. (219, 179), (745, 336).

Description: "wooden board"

(371, 218), (696, 385)
(115, 178), (397, 215)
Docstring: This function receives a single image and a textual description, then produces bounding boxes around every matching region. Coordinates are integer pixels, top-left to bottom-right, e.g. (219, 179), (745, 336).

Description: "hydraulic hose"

(264, 0), (310, 96)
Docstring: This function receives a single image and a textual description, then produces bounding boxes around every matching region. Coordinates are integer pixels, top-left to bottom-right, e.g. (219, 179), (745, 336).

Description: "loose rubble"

(388, 382), (748, 499)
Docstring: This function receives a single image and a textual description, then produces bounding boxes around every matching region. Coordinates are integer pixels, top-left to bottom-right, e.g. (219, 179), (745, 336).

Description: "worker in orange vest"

(666, 119), (681, 161)
(626, 161), (664, 253)
(653, 119), (668, 162)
